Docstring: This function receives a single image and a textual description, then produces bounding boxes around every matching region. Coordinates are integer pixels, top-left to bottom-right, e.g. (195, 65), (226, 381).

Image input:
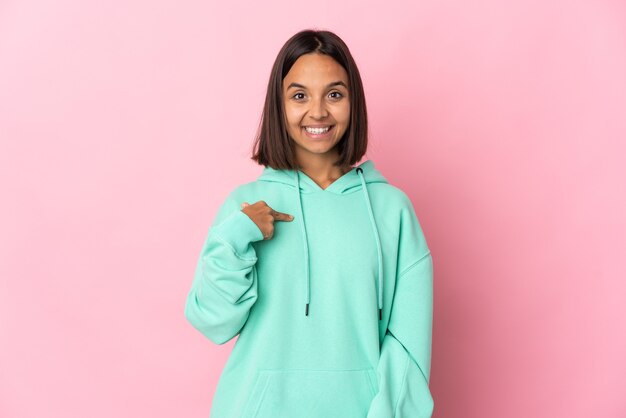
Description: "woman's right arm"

(184, 191), (265, 345)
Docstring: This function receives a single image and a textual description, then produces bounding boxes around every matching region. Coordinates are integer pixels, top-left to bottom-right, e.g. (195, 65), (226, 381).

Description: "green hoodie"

(185, 159), (434, 418)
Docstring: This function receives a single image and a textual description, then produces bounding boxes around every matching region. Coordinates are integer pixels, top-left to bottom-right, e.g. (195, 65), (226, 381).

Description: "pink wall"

(1, 0), (625, 417)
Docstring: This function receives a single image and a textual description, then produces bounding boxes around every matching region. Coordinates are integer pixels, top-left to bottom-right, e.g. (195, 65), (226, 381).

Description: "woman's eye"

(293, 93), (305, 100)
(329, 91), (343, 99)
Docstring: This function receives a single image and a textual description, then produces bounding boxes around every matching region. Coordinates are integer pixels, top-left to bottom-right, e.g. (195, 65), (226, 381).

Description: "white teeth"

(304, 126), (331, 134)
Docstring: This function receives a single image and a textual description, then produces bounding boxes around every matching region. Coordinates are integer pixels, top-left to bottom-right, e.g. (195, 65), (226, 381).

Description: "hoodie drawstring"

(357, 167), (384, 321)
(294, 167), (383, 321)
(294, 171), (311, 316)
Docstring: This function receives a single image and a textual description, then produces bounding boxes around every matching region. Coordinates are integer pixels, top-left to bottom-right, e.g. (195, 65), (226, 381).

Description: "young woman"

(185, 29), (434, 418)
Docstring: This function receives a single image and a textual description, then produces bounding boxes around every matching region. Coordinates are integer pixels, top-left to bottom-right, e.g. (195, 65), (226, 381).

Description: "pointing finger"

(271, 210), (294, 222)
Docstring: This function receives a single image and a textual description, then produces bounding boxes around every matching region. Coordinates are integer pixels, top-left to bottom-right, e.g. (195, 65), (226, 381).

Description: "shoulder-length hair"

(250, 29), (368, 171)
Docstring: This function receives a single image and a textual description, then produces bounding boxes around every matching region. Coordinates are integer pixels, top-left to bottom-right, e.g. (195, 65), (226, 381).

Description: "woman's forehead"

(283, 54), (348, 86)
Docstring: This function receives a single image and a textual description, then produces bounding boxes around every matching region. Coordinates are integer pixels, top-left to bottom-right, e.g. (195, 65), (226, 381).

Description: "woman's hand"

(241, 201), (294, 240)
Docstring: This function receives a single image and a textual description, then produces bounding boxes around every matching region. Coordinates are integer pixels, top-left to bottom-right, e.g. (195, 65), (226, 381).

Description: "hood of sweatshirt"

(257, 159), (389, 320)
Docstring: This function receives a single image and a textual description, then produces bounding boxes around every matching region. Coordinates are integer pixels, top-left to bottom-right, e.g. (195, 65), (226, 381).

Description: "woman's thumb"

(241, 202), (249, 208)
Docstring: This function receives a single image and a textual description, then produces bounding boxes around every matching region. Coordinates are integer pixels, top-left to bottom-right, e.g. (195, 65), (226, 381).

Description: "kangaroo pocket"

(241, 368), (378, 418)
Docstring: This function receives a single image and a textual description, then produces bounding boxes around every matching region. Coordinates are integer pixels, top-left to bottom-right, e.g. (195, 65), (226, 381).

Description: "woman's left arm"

(366, 197), (434, 418)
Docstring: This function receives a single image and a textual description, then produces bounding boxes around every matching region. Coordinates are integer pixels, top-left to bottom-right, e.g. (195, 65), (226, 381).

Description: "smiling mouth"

(303, 125), (333, 135)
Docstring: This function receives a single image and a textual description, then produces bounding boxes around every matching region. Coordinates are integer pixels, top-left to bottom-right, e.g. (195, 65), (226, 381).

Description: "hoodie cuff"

(211, 210), (265, 255)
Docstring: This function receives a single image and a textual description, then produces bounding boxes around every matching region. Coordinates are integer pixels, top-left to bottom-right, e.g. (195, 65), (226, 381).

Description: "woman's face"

(282, 52), (350, 162)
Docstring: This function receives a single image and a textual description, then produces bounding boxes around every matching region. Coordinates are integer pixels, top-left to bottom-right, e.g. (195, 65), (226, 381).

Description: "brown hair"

(250, 29), (368, 171)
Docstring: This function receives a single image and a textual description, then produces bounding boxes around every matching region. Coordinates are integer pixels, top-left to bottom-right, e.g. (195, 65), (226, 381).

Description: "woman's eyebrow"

(286, 81), (348, 90)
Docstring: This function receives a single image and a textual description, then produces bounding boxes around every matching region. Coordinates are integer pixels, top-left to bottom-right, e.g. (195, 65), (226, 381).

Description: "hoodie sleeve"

(366, 197), (434, 418)
(184, 191), (265, 345)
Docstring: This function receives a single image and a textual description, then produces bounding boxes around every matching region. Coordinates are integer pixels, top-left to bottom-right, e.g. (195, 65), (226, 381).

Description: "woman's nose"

(309, 97), (329, 119)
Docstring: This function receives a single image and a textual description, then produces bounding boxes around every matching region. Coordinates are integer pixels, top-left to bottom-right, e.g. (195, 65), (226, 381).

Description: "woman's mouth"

(303, 125), (334, 139)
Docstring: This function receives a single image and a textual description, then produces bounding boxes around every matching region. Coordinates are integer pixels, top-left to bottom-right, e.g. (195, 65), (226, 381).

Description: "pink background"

(1, 0), (625, 417)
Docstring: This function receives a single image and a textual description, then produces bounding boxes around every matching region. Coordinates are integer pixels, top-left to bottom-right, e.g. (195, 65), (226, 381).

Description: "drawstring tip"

(305, 303), (309, 316)
(379, 308), (382, 320)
